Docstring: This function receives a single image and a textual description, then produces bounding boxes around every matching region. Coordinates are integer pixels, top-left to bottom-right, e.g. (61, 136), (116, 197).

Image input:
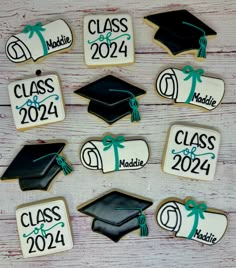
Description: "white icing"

(80, 139), (149, 173)
(6, 19), (73, 63)
(16, 199), (73, 258)
(163, 124), (220, 181)
(84, 14), (134, 66)
(157, 200), (227, 245)
(156, 68), (225, 110)
(8, 74), (65, 130)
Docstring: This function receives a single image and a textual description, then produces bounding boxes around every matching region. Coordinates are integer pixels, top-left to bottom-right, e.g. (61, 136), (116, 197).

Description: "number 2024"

(91, 40), (127, 59)
(172, 155), (210, 175)
(19, 102), (58, 124)
(27, 230), (65, 253)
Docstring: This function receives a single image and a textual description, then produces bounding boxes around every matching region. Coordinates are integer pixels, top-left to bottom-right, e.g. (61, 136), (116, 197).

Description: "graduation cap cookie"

(157, 197), (228, 245)
(78, 190), (153, 242)
(156, 65), (225, 110)
(6, 19), (73, 63)
(80, 134), (149, 173)
(1, 142), (73, 191)
(74, 75), (146, 124)
(144, 10), (216, 60)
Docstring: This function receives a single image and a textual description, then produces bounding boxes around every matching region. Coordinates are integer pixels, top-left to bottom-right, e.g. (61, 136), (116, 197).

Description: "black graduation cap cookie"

(1, 142), (73, 191)
(144, 9), (216, 60)
(78, 190), (153, 242)
(74, 75), (146, 124)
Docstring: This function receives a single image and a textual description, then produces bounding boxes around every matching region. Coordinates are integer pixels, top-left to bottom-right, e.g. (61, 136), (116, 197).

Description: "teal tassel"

(56, 155), (73, 175)
(129, 97), (141, 122)
(138, 213), (148, 236)
(198, 36), (207, 58)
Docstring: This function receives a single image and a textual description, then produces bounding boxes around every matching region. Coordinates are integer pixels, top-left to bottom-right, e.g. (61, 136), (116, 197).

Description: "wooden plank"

(0, 53), (235, 105)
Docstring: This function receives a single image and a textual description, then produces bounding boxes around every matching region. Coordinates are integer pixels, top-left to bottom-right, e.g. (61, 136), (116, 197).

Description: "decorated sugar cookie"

(74, 75), (146, 124)
(163, 124), (220, 181)
(78, 190), (153, 242)
(144, 10), (216, 60)
(16, 198), (73, 258)
(157, 197), (228, 245)
(6, 19), (73, 63)
(156, 65), (225, 110)
(80, 135), (149, 173)
(1, 142), (73, 191)
(84, 14), (134, 66)
(8, 74), (65, 130)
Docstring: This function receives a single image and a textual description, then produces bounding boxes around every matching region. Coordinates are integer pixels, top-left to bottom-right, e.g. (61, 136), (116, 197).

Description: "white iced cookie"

(163, 124), (220, 181)
(16, 198), (73, 258)
(8, 74), (65, 130)
(80, 135), (149, 173)
(156, 66), (225, 110)
(84, 14), (134, 66)
(6, 19), (73, 63)
(157, 198), (228, 245)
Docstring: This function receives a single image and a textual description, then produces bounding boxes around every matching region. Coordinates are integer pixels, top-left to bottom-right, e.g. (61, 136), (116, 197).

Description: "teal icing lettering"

(88, 31), (131, 46)
(171, 146), (215, 160)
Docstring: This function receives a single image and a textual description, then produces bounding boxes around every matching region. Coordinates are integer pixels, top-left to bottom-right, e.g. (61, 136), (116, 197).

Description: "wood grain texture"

(0, 0), (235, 267)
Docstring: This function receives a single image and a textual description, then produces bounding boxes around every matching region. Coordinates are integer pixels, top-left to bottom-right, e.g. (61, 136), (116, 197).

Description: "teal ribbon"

(109, 89), (141, 122)
(16, 94), (59, 110)
(88, 31), (131, 46)
(182, 21), (208, 58)
(22, 22), (48, 56)
(182, 65), (204, 103)
(116, 208), (148, 236)
(102, 135), (125, 171)
(185, 199), (207, 239)
(23, 222), (65, 238)
(33, 153), (73, 176)
(171, 146), (215, 160)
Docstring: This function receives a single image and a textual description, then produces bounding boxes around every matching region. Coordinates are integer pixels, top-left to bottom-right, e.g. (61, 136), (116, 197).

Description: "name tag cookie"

(8, 74), (65, 130)
(156, 65), (225, 110)
(80, 135), (149, 173)
(163, 124), (220, 181)
(6, 19), (73, 63)
(84, 14), (134, 66)
(157, 197), (228, 245)
(16, 198), (73, 258)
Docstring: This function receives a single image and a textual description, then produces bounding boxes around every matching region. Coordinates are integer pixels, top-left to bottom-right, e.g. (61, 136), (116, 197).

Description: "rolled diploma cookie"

(6, 19), (73, 63)
(81, 140), (149, 173)
(156, 68), (225, 110)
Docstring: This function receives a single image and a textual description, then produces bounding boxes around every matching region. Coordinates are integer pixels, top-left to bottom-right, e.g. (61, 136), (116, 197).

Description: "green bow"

(102, 135), (125, 171)
(185, 199), (207, 239)
(182, 65), (204, 104)
(23, 22), (48, 56)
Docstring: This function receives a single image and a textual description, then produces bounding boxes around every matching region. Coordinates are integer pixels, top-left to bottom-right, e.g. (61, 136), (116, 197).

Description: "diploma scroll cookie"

(162, 124), (220, 181)
(84, 14), (134, 66)
(16, 198), (73, 258)
(80, 135), (149, 173)
(8, 73), (65, 130)
(156, 197), (228, 245)
(156, 65), (225, 110)
(6, 19), (73, 63)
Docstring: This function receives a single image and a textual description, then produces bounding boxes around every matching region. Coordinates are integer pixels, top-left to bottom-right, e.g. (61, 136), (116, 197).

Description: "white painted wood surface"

(0, 0), (235, 267)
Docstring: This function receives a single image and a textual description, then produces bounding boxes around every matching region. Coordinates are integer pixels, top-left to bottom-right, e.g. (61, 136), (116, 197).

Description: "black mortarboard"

(78, 190), (153, 242)
(74, 75), (146, 124)
(1, 142), (73, 191)
(144, 9), (216, 59)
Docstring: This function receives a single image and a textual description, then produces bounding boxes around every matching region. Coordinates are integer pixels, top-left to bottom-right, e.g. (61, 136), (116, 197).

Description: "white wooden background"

(0, 0), (235, 267)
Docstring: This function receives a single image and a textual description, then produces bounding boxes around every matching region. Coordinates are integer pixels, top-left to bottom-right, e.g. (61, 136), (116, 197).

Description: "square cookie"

(8, 74), (65, 130)
(84, 14), (134, 66)
(16, 198), (73, 258)
(163, 124), (220, 181)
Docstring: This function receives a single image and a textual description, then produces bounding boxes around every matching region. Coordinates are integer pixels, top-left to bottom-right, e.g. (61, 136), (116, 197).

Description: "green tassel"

(56, 155), (73, 175)
(129, 97), (141, 122)
(138, 213), (148, 236)
(197, 36), (207, 58)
